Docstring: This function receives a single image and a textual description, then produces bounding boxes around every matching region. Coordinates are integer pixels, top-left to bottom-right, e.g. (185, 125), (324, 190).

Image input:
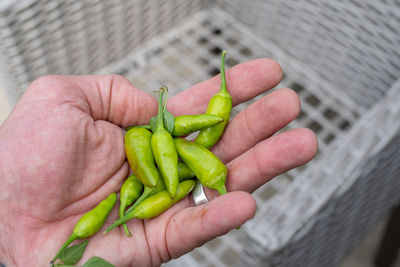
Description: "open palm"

(0, 59), (317, 266)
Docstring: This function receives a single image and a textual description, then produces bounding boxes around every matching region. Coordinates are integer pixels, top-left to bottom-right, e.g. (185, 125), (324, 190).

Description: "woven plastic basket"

(1, 1), (400, 266)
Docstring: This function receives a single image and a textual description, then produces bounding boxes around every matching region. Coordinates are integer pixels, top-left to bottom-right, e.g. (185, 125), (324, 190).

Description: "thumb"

(73, 74), (158, 126)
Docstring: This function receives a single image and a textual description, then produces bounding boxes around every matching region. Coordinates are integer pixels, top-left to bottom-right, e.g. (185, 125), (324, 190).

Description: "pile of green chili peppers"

(50, 50), (232, 266)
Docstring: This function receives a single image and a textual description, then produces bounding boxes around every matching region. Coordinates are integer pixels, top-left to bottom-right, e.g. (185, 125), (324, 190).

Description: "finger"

(165, 191), (256, 259)
(212, 88), (300, 163)
(168, 58), (283, 115)
(71, 74), (158, 126)
(226, 128), (318, 193)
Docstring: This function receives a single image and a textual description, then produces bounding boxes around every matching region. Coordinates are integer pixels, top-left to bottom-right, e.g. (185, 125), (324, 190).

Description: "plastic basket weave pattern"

(0, 0), (210, 104)
(1, 1), (400, 267)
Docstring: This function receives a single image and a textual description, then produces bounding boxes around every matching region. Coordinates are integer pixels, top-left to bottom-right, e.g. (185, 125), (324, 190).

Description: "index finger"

(167, 58), (283, 115)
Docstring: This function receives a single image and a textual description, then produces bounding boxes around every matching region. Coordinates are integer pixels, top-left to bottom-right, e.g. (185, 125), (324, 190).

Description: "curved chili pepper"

(120, 162), (194, 234)
(174, 138), (227, 195)
(151, 87), (179, 197)
(172, 114), (223, 136)
(125, 128), (160, 187)
(126, 113), (224, 136)
(103, 180), (195, 234)
(195, 50), (232, 149)
(119, 174), (166, 235)
(122, 162), (192, 220)
(51, 193), (117, 263)
(119, 174), (143, 236)
(130, 180), (195, 219)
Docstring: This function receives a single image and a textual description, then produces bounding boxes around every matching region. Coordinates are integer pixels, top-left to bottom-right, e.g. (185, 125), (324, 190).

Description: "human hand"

(0, 59), (318, 266)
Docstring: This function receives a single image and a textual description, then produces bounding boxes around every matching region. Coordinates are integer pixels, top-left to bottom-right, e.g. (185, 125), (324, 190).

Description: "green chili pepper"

(125, 179), (166, 214)
(122, 163), (192, 223)
(172, 114), (224, 136)
(125, 128), (160, 187)
(119, 174), (144, 236)
(174, 138), (227, 195)
(51, 193), (117, 264)
(117, 175), (166, 235)
(195, 50), (232, 149)
(151, 87), (179, 198)
(104, 180), (195, 234)
(120, 163), (193, 235)
(177, 161), (195, 181)
(126, 114), (223, 136)
(130, 180), (195, 219)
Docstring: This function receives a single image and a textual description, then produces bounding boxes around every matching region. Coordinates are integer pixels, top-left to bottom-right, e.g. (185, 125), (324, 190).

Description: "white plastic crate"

(1, 1), (400, 267)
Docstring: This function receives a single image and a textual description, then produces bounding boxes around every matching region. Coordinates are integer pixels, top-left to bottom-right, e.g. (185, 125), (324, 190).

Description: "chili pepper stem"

(104, 190), (151, 235)
(156, 86), (167, 131)
(217, 184), (227, 195)
(220, 50), (228, 94)
(51, 233), (77, 263)
(119, 205), (131, 236)
(122, 223), (132, 237)
(120, 201), (133, 237)
(103, 216), (131, 235)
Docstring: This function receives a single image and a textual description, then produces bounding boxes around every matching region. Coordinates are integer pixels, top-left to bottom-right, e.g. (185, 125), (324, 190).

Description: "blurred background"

(0, 1), (399, 266)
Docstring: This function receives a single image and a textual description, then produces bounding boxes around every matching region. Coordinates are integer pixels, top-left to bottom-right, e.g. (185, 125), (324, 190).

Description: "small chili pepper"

(122, 162), (192, 222)
(174, 138), (227, 195)
(119, 174), (166, 235)
(151, 87), (179, 197)
(119, 174), (144, 236)
(177, 161), (195, 181)
(172, 114), (224, 136)
(51, 193), (117, 264)
(195, 50), (232, 149)
(125, 128), (160, 187)
(130, 180), (195, 218)
(126, 114), (223, 136)
(122, 163), (193, 228)
(103, 180), (195, 234)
